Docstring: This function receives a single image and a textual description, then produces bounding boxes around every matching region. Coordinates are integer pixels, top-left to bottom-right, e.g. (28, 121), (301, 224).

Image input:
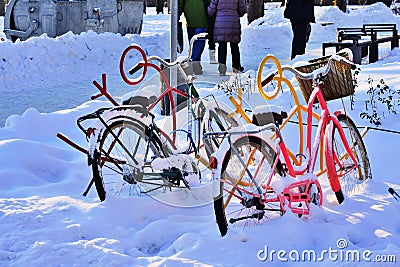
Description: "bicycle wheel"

(91, 119), (166, 201)
(213, 136), (278, 236)
(325, 114), (371, 203)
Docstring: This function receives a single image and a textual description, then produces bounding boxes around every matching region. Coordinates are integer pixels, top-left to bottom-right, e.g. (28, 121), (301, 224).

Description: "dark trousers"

(208, 22), (216, 50)
(218, 42), (241, 70)
(290, 21), (310, 59)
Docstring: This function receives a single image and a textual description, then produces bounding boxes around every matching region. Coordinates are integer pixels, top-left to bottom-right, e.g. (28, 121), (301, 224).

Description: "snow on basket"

(294, 52), (355, 103)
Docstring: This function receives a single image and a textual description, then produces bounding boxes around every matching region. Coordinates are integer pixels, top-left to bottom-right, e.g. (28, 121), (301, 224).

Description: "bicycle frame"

(121, 47), (194, 144)
(206, 122), (321, 216)
(256, 53), (362, 192)
(278, 83), (359, 181)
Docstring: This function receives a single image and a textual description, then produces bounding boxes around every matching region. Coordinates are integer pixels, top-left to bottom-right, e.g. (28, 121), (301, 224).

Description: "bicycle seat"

(122, 95), (157, 108)
(252, 105), (288, 127)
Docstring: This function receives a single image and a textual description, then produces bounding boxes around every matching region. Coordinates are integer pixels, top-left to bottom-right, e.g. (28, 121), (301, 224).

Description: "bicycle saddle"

(252, 105), (288, 127)
(122, 95), (157, 108)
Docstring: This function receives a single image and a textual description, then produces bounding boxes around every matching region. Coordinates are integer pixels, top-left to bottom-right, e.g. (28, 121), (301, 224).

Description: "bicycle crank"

(241, 197), (265, 210)
(122, 166), (140, 184)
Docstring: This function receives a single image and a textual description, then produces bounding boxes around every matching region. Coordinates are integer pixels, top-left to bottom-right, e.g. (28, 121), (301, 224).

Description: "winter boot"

(218, 64), (227, 76)
(192, 61), (203, 75)
(209, 50), (217, 64)
(233, 66), (244, 73)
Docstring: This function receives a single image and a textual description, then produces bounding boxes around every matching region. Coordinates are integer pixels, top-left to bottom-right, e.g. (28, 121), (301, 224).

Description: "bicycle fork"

(227, 136), (264, 197)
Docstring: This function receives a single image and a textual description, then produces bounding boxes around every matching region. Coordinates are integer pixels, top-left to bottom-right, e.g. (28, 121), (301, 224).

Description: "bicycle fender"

(87, 106), (153, 161)
(324, 120), (343, 196)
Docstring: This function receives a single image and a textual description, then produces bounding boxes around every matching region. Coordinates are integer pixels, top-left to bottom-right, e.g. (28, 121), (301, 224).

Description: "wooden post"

(0, 0), (5, 17)
(246, 0), (264, 25)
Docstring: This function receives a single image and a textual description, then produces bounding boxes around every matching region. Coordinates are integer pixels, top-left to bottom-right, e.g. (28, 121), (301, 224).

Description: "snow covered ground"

(1, 3), (400, 266)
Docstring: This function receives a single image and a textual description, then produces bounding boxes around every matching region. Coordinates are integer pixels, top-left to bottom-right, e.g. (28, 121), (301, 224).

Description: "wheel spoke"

(327, 114), (371, 200)
(91, 119), (166, 200)
(214, 136), (278, 236)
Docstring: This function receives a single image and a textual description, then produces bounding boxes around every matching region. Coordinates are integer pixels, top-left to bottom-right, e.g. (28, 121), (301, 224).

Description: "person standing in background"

(206, 9), (218, 64)
(179, 0), (210, 74)
(208, 0), (246, 76)
(284, 0), (315, 59)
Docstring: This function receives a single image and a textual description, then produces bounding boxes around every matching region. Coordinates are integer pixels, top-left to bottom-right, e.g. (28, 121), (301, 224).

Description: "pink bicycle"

(208, 53), (371, 236)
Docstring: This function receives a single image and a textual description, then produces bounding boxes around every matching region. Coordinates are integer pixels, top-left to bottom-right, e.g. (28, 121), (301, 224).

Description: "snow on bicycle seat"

(252, 105), (288, 127)
(122, 85), (157, 108)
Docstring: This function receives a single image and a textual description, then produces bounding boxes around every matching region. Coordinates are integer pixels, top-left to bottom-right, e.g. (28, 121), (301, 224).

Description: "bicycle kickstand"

(82, 178), (95, 197)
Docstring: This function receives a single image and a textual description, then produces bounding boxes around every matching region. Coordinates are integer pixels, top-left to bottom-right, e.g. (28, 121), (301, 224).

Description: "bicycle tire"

(91, 150), (106, 201)
(91, 119), (166, 201)
(325, 114), (371, 204)
(213, 135), (277, 236)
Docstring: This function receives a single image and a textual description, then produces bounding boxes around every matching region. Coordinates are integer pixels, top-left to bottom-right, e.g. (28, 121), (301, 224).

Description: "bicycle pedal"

(160, 167), (183, 186)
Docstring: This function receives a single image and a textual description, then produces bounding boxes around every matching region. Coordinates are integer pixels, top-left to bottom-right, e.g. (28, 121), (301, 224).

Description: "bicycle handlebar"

(261, 72), (276, 87)
(187, 32), (208, 61)
(128, 62), (144, 75)
(128, 33), (209, 75)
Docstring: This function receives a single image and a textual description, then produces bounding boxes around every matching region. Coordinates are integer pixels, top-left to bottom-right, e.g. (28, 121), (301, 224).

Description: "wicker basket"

(294, 54), (355, 103)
